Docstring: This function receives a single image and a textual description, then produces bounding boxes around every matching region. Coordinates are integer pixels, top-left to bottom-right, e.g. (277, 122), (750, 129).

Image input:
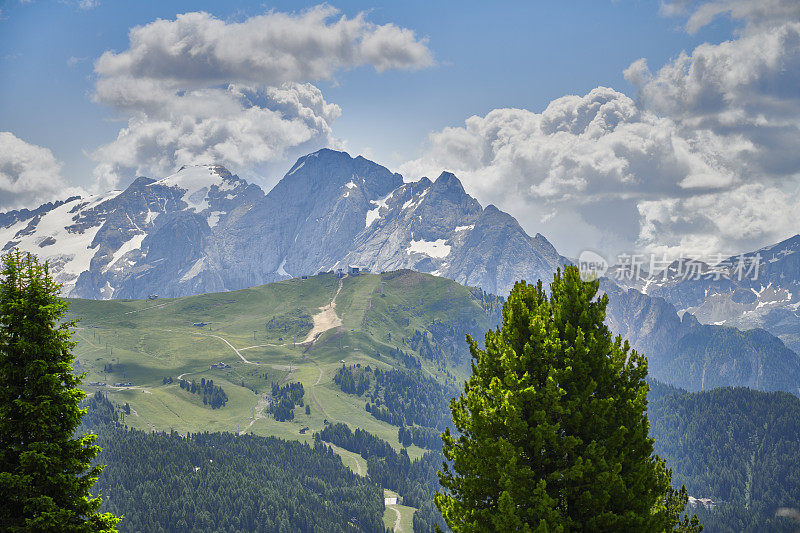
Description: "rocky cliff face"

(0, 149), (564, 299)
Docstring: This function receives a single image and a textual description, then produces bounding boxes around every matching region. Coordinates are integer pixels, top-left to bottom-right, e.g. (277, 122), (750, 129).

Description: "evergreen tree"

(0, 250), (120, 531)
(437, 266), (700, 532)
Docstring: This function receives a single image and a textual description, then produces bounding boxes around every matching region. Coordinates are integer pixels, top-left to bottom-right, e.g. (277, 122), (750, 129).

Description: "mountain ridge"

(0, 149), (564, 299)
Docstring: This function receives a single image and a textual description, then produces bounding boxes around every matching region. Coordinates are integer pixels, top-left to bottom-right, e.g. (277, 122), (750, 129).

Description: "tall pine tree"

(0, 251), (120, 531)
(437, 266), (700, 532)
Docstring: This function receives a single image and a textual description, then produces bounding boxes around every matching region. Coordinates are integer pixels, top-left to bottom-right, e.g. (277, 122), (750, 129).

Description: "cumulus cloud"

(91, 83), (341, 191)
(91, 6), (432, 188)
(638, 182), (800, 258)
(400, 87), (753, 258)
(0, 132), (82, 211)
(403, 0), (800, 260)
(660, 0), (800, 33)
(625, 22), (800, 178)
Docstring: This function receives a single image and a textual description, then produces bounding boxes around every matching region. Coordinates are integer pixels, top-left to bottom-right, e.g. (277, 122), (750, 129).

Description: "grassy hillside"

(67, 270), (501, 457)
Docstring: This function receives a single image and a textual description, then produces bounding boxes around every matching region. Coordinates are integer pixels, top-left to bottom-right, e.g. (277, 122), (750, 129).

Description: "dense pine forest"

(649, 384), (800, 532)
(334, 364), (454, 432)
(80, 395), (386, 532)
(74, 377), (800, 533)
(316, 423), (446, 531)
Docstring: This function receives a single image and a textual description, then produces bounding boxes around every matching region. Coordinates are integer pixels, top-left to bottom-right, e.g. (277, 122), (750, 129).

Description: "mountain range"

(0, 149), (562, 300)
(2, 148), (800, 394)
(610, 238), (800, 354)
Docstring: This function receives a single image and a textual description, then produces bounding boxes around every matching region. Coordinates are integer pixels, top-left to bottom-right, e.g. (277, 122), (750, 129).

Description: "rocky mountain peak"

(432, 171), (466, 194)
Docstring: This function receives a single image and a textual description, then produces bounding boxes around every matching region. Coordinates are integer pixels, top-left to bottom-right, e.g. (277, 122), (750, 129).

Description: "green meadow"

(68, 270), (496, 454)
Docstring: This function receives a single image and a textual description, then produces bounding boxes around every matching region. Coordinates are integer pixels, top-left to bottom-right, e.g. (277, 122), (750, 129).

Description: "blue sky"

(2, 0), (798, 260)
(0, 1), (734, 186)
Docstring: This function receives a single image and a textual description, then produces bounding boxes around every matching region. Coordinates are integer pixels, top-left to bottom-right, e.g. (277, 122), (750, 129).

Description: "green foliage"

(398, 425), (441, 450)
(650, 386), (800, 532)
(91, 427), (385, 532)
(372, 367), (453, 430)
(0, 250), (120, 531)
(315, 423), (447, 531)
(437, 267), (699, 532)
(334, 364), (372, 395)
(269, 381), (305, 421)
(178, 377), (228, 409)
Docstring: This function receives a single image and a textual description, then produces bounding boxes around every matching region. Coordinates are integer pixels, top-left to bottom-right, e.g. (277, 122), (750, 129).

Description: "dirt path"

(158, 328), (255, 364)
(306, 359), (331, 420)
(239, 343), (283, 351)
(389, 506), (402, 532)
(123, 301), (176, 315)
(329, 443), (365, 476)
(201, 332), (254, 364)
(301, 278), (344, 345)
(106, 385), (152, 393)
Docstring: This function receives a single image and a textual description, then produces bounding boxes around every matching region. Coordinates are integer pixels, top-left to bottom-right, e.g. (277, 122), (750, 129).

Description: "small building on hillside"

(210, 361), (231, 370)
(348, 266), (360, 276)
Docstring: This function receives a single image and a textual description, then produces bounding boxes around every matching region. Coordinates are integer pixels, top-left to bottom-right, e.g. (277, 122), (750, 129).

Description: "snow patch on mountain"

(407, 238), (451, 258)
(277, 258), (290, 277)
(207, 211), (225, 228)
(366, 191), (394, 227)
(152, 165), (230, 213)
(180, 257), (206, 282)
(106, 233), (146, 272)
(0, 195), (114, 292)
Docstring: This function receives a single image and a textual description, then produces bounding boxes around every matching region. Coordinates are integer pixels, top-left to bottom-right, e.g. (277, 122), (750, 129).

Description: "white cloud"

(91, 83), (341, 192)
(403, 1), (800, 261)
(638, 182), (800, 258)
(660, 0), (800, 33)
(625, 22), (800, 178)
(91, 6), (432, 189)
(400, 87), (746, 258)
(94, 7), (431, 91)
(78, 0), (99, 10)
(0, 132), (83, 210)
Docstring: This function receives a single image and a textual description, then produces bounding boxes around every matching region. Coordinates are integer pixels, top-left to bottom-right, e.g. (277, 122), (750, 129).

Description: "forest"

(76, 381), (800, 532)
(316, 422), (446, 532)
(179, 378), (229, 409)
(269, 382), (305, 422)
(334, 364), (454, 432)
(81, 395), (386, 532)
(649, 383), (800, 532)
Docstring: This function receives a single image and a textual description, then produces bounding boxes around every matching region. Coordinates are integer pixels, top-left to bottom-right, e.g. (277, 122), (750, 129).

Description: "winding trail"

(200, 332), (253, 364)
(158, 328), (255, 364)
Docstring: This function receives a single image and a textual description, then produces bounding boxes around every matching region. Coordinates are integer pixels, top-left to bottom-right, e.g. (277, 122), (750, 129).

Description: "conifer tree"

(0, 250), (120, 531)
(437, 266), (700, 532)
